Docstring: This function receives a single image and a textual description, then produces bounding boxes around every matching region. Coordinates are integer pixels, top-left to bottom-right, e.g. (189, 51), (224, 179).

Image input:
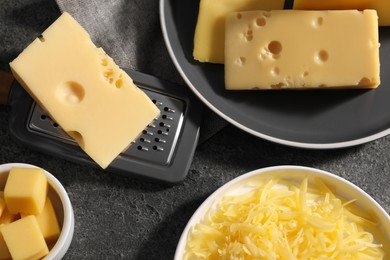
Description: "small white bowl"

(175, 165), (390, 259)
(0, 163), (74, 260)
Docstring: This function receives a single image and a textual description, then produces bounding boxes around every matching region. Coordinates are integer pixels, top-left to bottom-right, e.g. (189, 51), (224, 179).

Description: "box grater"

(8, 69), (202, 184)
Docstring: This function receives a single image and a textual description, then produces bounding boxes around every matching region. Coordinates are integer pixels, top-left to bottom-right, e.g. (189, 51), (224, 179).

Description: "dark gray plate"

(160, 0), (390, 148)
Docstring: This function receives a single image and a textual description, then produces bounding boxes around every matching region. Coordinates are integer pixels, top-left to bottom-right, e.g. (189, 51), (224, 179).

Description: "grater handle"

(0, 70), (14, 106)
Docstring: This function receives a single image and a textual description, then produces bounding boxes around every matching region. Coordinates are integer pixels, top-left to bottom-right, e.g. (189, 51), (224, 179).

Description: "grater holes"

(152, 145), (164, 151)
(137, 145), (148, 151)
(40, 114), (47, 120)
(162, 114), (173, 120)
(53, 122), (59, 128)
(159, 122), (171, 128)
(164, 107), (175, 113)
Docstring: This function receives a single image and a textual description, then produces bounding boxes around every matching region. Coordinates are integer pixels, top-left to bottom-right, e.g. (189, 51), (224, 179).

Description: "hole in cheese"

(57, 81), (85, 104)
(115, 79), (123, 88)
(263, 11), (271, 18)
(255, 17), (266, 27)
(313, 17), (324, 27)
(271, 67), (280, 76)
(358, 77), (372, 86)
(38, 35), (45, 42)
(236, 13), (242, 20)
(315, 50), (329, 63)
(268, 41), (282, 55)
(67, 131), (84, 149)
(302, 71), (309, 78)
(236, 57), (246, 66)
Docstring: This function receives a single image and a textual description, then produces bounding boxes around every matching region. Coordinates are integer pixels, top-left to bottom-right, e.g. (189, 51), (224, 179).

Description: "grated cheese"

(184, 178), (385, 259)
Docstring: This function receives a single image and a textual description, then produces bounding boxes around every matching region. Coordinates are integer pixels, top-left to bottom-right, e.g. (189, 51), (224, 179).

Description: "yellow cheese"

(372, 1), (390, 26)
(225, 10), (380, 90)
(293, 0), (390, 26)
(4, 167), (48, 215)
(0, 208), (19, 225)
(293, 0), (371, 10)
(193, 0), (285, 63)
(21, 197), (60, 245)
(0, 226), (11, 260)
(0, 192), (5, 217)
(1, 215), (49, 260)
(184, 178), (385, 259)
(9, 12), (160, 169)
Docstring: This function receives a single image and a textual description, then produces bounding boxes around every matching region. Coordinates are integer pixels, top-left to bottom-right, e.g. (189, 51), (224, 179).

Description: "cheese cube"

(21, 197), (60, 245)
(0, 208), (19, 225)
(293, 0), (390, 26)
(0, 227), (12, 260)
(9, 12), (160, 169)
(4, 167), (48, 215)
(225, 10), (380, 90)
(0, 192), (5, 217)
(193, 0), (285, 63)
(1, 216), (49, 260)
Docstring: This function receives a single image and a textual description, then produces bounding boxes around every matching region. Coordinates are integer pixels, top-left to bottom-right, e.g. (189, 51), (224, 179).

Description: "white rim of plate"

(159, 0), (390, 149)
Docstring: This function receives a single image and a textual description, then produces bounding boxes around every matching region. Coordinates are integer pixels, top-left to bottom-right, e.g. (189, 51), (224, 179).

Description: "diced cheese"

(4, 167), (48, 215)
(293, 0), (390, 26)
(225, 10), (380, 90)
(1, 215), (49, 260)
(0, 207), (19, 225)
(184, 178), (385, 259)
(21, 197), (61, 245)
(193, 0), (285, 63)
(0, 192), (5, 217)
(0, 226), (12, 260)
(9, 12), (160, 169)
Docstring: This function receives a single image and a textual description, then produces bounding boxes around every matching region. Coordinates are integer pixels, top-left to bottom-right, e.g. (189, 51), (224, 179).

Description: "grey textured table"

(1, 1), (390, 259)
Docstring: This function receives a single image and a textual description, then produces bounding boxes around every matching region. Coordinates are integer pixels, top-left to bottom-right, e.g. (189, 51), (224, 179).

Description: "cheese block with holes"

(225, 10), (380, 90)
(9, 12), (160, 169)
(293, 0), (390, 26)
(193, 0), (285, 64)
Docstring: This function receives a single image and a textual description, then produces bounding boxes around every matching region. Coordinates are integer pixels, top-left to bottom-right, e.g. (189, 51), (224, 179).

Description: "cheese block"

(21, 197), (61, 245)
(9, 12), (160, 169)
(4, 168), (48, 215)
(293, 0), (390, 26)
(225, 10), (380, 90)
(193, 0), (285, 63)
(1, 216), (49, 260)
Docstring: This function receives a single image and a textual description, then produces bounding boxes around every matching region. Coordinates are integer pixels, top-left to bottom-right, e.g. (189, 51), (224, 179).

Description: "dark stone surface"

(1, 1), (390, 259)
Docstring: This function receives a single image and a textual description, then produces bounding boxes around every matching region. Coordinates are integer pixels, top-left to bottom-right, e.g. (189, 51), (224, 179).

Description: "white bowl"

(175, 165), (390, 259)
(0, 163), (74, 260)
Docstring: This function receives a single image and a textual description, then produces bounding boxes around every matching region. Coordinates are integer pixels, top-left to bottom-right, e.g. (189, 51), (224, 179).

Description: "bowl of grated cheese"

(175, 165), (390, 260)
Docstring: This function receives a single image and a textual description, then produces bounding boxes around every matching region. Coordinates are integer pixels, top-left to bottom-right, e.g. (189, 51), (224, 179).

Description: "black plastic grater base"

(7, 68), (203, 184)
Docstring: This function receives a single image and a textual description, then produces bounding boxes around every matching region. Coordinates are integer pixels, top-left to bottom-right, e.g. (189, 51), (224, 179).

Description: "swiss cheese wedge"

(9, 12), (160, 169)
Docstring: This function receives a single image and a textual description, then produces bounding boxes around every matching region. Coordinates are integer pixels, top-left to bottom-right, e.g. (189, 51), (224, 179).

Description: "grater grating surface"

(28, 87), (185, 166)
(9, 68), (202, 183)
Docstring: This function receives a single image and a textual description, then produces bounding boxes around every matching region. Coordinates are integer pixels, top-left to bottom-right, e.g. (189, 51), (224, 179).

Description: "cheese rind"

(4, 168), (48, 215)
(9, 12), (160, 169)
(193, 0), (285, 63)
(1, 216), (49, 260)
(225, 10), (380, 90)
(293, 0), (390, 26)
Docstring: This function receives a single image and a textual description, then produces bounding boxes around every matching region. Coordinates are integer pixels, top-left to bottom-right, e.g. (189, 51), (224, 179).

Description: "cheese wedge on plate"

(9, 12), (160, 169)
(293, 0), (390, 26)
(225, 10), (380, 90)
(193, 0), (285, 63)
